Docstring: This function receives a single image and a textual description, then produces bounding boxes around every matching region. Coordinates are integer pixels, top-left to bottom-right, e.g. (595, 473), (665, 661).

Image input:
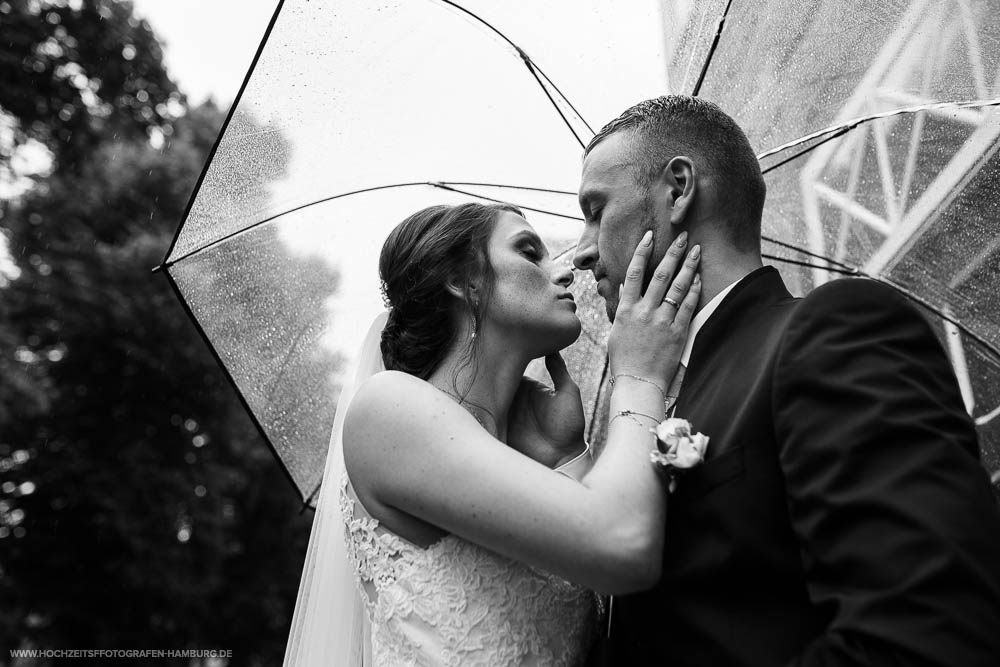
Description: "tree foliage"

(0, 1), (339, 663)
(0, 0), (179, 173)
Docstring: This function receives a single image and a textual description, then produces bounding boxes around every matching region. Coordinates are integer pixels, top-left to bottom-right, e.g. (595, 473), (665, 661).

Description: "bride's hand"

(607, 230), (701, 388)
(507, 353), (586, 469)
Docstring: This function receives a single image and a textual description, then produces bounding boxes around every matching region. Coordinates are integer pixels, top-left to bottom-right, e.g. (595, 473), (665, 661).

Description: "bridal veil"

(282, 312), (387, 667)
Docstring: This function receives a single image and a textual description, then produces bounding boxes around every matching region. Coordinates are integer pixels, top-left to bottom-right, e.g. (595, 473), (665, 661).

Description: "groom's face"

(575, 132), (662, 322)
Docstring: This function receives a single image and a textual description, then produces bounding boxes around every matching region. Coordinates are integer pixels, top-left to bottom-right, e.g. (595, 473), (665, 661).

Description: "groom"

(573, 96), (1000, 666)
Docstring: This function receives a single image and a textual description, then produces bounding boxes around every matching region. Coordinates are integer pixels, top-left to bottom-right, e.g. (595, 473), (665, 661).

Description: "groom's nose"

(573, 226), (598, 272)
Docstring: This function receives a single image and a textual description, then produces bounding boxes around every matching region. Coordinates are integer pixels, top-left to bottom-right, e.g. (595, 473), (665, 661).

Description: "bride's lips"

(557, 293), (577, 310)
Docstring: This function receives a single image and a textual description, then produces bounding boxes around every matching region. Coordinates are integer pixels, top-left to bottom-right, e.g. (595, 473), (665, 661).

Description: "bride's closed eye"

(519, 243), (544, 262)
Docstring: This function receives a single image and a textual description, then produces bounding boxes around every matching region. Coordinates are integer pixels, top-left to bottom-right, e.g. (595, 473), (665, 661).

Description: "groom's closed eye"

(579, 195), (605, 224)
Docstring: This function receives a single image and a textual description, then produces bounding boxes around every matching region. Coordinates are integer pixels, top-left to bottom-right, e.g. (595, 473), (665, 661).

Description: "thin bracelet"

(610, 374), (666, 397)
(610, 409), (663, 429)
(609, 374), (668, 411)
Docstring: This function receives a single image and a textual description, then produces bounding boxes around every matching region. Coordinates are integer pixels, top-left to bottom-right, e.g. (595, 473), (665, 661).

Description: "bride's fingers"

(642, 231), (690, 306)
(619, 230), (653, 306)
(671, 274), (701, 330)
(544, 353), (579, 396)
(660, 245), (700, 315)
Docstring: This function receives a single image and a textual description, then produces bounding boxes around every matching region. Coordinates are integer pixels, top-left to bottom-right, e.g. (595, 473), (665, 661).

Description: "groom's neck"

(695, 245), (763, 313)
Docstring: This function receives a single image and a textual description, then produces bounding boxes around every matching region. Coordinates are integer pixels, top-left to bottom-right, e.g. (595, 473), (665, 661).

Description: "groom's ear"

(660, 156), (696, 226)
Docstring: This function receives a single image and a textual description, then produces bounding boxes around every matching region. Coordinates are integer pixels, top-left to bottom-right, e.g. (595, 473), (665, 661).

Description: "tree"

(1, 1), (340, 663)
(0, 0), (178, 176)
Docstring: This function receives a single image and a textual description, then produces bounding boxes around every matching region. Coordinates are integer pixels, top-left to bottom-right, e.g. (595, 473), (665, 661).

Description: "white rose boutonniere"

(649, 418), (709, 493)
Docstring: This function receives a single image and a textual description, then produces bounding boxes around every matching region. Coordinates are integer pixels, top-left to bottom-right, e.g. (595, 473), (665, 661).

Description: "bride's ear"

(445, 276), (477, 303)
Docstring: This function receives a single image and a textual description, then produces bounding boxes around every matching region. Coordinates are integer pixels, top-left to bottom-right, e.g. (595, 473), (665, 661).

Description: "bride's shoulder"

(345, 371), (442, 433)
(354, 369), (435, 401)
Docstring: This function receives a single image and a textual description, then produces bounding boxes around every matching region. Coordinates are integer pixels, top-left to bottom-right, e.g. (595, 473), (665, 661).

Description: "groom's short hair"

(585, 96), (766, 251)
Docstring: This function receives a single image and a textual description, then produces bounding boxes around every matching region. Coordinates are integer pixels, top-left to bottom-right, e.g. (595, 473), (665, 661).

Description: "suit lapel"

(672, 267), (793, 455)
(687, 267), (790, 369)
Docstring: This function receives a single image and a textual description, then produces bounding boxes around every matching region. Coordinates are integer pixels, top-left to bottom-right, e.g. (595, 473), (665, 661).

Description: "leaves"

(0, 1), (339, 661)
(0, 0), (180, 172)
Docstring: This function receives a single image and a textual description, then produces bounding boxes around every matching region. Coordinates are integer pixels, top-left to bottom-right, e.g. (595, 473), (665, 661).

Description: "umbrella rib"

(157, 182), (435, 269)
(435, 0), (520, 51)
(520, 58), (587, 149)
(303, 482), (321, 511)
(691, 0), (736, 97)
(161, 0), (287, 267)
(159, 265), (308, 505)
(433, 0), (592, 147)
(762, 254), (859, 276)
(159, 180), (585, 272)
(430, 183), (584, 220)
(762, 234), (858, 272)
(761, 255), (1000, 363)
(867, 276), (1000, 362)
(757, 98), (1000, 168)
(760, 124), (856, 175)
(530, 63), (596, 136)
(440, 181), (577, 196)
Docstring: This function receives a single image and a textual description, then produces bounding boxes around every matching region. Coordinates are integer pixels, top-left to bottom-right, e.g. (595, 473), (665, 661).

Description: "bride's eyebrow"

(509, 230), (543, 246)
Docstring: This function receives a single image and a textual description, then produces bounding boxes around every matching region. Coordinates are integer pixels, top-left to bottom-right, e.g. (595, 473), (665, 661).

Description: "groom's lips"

(595, 276), (609, 298)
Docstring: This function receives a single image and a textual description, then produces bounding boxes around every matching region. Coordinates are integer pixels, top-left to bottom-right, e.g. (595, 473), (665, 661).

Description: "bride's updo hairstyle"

(379, 202), (523, 381)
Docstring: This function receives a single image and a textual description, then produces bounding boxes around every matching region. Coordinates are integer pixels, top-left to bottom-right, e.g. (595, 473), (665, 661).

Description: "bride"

(284, 202), (701, 666)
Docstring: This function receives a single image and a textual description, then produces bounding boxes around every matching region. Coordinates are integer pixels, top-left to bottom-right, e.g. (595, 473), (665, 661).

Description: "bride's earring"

(469, 292), (479, 341)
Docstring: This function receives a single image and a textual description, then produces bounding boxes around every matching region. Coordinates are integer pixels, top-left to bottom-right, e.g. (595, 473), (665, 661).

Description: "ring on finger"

(662, 296), (680, 309)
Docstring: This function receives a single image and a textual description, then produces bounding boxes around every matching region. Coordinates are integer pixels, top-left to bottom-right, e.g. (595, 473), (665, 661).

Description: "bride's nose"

(553, 265), (574, 288)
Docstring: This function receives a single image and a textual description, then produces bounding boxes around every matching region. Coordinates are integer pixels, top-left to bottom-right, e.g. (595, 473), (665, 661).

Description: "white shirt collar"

(679, 275), (746, 367)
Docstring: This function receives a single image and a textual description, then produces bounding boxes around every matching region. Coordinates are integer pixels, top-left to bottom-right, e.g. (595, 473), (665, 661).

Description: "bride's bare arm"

(344, 233), (700, 595)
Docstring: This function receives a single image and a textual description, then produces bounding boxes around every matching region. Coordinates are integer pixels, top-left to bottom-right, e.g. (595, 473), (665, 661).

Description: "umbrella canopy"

(161, 0), (1000, 506)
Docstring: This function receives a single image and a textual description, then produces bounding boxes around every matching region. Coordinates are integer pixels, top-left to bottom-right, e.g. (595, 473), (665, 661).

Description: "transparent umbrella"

(159, 0), (1000, 507)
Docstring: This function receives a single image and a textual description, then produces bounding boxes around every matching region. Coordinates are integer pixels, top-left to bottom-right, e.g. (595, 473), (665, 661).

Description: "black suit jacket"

(606, 266), (1000, 666)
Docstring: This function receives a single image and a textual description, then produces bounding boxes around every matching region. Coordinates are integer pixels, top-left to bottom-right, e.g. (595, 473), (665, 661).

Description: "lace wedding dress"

(340, 475), (600, 666)
(282, 313), (599, 667)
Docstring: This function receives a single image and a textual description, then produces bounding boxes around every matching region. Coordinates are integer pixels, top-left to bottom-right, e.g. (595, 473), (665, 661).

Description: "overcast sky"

(131, 0), (280, 106)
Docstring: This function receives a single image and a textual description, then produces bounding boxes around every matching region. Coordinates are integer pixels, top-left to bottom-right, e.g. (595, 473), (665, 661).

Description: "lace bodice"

(340, 476), (599, 666)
